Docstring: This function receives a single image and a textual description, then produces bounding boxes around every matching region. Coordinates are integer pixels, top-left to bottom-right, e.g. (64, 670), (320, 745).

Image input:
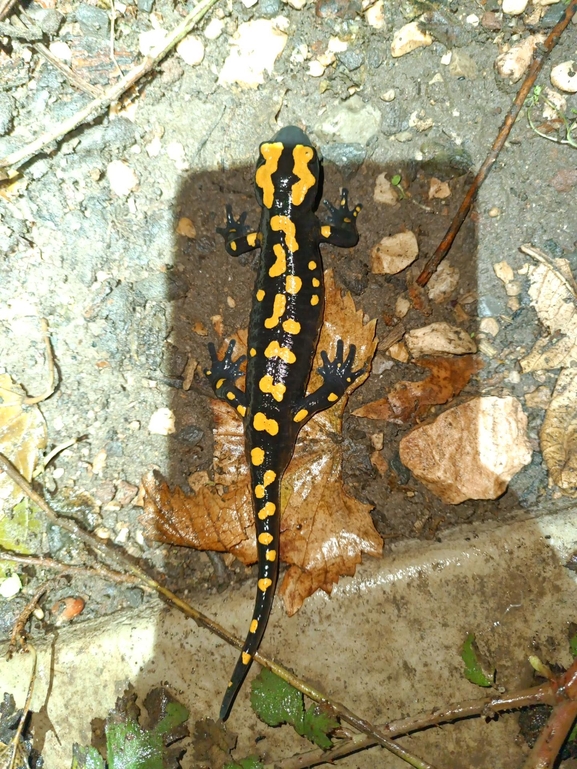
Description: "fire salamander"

(205, 126), (364, 721)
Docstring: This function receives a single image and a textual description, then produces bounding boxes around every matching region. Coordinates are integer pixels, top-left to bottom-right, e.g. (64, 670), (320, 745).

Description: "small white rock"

(493, 260), (515, 284)
(381, 88), (395, 102)
(371, 231), (419, 274)
(391, 21), (432, 58)
(145, 136), (162, 157)
(373, 173), (399, 206)
(465, 14), (479, 25)
(177, 35), (205, 66)
(405, 322), (477, 357)
(218, 18), (288, 88)
(395, 295), (411, 318)
(106, 160), (138, 197)
(308, 60), (326, 77)
(495, 36), (541, 84)
(167, 141), (188, 171)
(49, 41), (72, 61)
(0, 573), (22, 599)
(365, 0), (385, 29)
(502, 0), (528, 15)
(479, 317), (500, 337)
(139, 28), (167, 56)
(328, 37), (348, 53)
(204, 18), (224, 40)
(427, 261), (460, 303)
(550, 61), (577, 94)
(286, 0), (307, 9)
(148, 407), (176, 435)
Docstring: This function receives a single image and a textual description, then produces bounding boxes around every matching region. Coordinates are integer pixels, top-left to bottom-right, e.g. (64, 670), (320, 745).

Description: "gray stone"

(76, 4), (110, 37)
(320, 142), (366, 173)
(260, 0), (281, 16)
(317, 95), (381, 145)
(338, 49), (364, 71)
(135, 272), (189, 303)
(0, 93), (14, 136)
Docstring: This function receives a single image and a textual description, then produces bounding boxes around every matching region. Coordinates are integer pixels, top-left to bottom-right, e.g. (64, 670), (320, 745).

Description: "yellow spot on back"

(255, 142), (283, 209)
(255, 485), (265, 498)
(308, 261), (317, 270)
(258, 502), (276, 519)
(237, 404), (246, 417)
(251, 447), (265, 465)
(264, 294), (286, 329)
(253, 412), (279, 436)
(230, 241), (237, 252)
(282, 319), (301, 334)
(328, 393), (339, 402)
(250, 619), (258, 633)
(258, 578), (272, 592)
(259, 374), (286, 402)
(311, 295), (320, 306)
(254, 471), (275, 499)
(242, 652), (251, 665)
(266, 550), (277, 562)
(250, 347), (257, 357)
(294, 408), (308, 422)
(263, 470), (276, 486)
(216, 378), (225, 389)
(312, 277), (320, 287)
(271, 215), (298, 252)
(321, 225), (331, 238)
(264, 341), (296, 364)
(247, 232), (258, 247)
(291, 145), (316, 206)
(269, 243), (286, 277)
(285, 275), (302, 294)
(256, 289), (265, 301)
(227, 392), (235, 400)
(258, 532), (273, 545)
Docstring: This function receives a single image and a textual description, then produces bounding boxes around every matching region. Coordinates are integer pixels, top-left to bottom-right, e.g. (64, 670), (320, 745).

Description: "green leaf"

(569, 633), (577, 658)
(71, 744), (106, 769)
(107, 718), (166, 769)
(461, 633), (493, 687)
(152, 701), (189, 737)
(300, 705), (339, 749)
(250, 669), (304, 729)
(223, 757), (264, 769)
(390, 174), (402, 186)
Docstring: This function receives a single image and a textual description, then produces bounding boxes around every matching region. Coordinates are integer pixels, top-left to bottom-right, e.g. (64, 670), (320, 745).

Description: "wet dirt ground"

(0, 0), (576, 764)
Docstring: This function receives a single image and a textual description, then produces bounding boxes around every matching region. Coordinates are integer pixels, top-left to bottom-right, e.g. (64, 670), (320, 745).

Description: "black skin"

(205, 126), (364, 721)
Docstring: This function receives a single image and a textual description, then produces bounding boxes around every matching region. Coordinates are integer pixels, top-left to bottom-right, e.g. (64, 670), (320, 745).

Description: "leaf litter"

(141, 270), (381, 614)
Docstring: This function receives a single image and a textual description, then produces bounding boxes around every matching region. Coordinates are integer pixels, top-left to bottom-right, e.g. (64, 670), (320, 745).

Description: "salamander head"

(255, 125), (320, 212)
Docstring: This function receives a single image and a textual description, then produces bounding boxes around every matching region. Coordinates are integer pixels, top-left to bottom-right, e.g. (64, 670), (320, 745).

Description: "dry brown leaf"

(520, 250), (577, 372)
(0, 373), (47, 507)
(541, 368), (577, 497)
(141, 270), (381, 614)
(352, 355), (482, 424)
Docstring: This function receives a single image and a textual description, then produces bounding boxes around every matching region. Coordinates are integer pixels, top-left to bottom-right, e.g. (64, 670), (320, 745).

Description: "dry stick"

(277, 686), (556, 769)
(416, 0), (577, 288)
(0, 550), (143, 586)
(0, 0), (18, 23)
(0, 453), (435, 769)
(8, 579), (53, 657)
(523, 657), (577, 769)
(0, 0), (220, 172)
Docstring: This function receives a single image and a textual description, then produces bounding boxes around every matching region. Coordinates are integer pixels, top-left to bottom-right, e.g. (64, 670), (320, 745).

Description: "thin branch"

(0, 451), (436, 769)
(23, 318), (57, 405)
(0, 550), (143, 586)
(8, 580), (53, 657)
(0, 0), (221, 174)
(0, 0), (19, 23)
(416, 0), (577, 287)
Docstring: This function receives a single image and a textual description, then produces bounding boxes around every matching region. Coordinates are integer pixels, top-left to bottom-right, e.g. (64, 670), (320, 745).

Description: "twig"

(0, 0), (18, 23)
(4, 646), (36, 769)
(24, 318), (57, 405)
(0, 19), (42, 41)
(0, 550), (143, 586)
(416, 0), (577, 287)
(0, 451), (435, 769)
(379, 322), (406, 352)
(277, 685), (555, 768)
(0, 0), (220, 173)
(8, 580), (53, 658)
(523, 658), (577, 769)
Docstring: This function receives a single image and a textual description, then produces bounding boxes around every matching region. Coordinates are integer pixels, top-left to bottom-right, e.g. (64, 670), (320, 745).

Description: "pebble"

(365, 0), (385, 29)
(0, 574), (22, 599)
(218, 19), (288, 88)
(106, 160), (138, 197)
(76, 3), (110, 37)
(391, 21), (432, 58)
(373, 173), (399, 206)
(488, 207), (501, 218)
(502, 0), (528, 15)
(495, 36), (540, 84)
(479, 317), (500, 337)
(371, 231), (419, 275)
(176, 36), (205, 67)
(550, 61), (577, 94)
(148, 407), (176, 435)
(51, 596), (85, 625)
(317, 95), (381, 145)
(48, 41), (72, 62)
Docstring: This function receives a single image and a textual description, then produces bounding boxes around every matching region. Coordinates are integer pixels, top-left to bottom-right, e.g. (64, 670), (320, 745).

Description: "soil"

(0, 0), (576, 650)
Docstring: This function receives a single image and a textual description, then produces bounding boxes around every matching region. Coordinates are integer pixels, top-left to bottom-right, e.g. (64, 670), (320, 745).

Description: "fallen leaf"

(371, 231), (419, 275)
(399, 395), (532, 504)
(0, 373), (47, 507)
(519, 249), (577, 372)
(541, 368), (577, 497)
(426, 261), (460, 303)
(353, 356), (482, 424)
(141, 271), (381, 614)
